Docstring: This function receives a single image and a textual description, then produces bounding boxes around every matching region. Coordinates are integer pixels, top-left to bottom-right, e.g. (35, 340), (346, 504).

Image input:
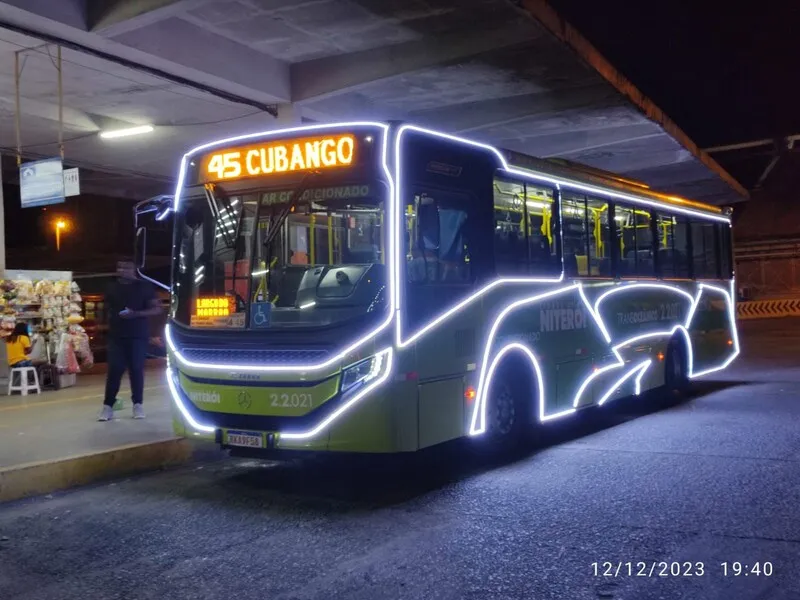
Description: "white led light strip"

(687, 283), (740, 378)
(469, 285), (579, 435)
(594, 282), (696, 317)
(168, 122), (396, 373)
(634, 360), (653, 395)
(598, 360), (652, 406)
(165, 349), (393, 440)
(166, 368), (215, 433)
(281, 348), (393, 440)
(469, 279), (739, 436)
(393, 124), (729, 347)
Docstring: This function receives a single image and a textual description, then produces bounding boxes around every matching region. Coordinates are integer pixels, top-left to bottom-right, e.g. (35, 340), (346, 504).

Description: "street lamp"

(55, 219), (67, 251)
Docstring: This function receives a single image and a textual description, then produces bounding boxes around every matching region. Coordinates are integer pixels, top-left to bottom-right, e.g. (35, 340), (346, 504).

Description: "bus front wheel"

(484, 361), (535, 451)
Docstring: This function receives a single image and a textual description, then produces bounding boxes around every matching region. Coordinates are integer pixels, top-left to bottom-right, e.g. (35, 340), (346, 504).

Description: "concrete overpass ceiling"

(0, 0), (746, 205)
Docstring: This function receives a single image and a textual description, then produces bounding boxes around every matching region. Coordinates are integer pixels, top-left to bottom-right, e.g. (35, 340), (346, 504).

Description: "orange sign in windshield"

(194, 296), (233, 318)
(202, 134), (355, 182)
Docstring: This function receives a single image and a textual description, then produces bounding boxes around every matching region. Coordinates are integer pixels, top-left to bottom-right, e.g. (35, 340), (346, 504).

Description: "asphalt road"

(1, 319), (799, 600)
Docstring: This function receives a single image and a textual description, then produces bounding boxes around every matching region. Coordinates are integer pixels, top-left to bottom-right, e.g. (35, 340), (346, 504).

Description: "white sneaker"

(132, 404), (146, 419)
(98, 405), (114, 421)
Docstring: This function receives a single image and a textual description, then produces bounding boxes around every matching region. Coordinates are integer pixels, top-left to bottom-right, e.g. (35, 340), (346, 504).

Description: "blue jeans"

(104, 337), (147, 407)
(11, 360), (33, 368)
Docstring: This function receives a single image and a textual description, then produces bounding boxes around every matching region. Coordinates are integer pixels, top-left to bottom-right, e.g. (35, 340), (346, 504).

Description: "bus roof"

(502, 148), (726, 216)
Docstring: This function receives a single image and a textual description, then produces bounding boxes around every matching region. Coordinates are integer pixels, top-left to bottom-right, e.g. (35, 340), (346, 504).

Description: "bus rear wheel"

(664, 339), (689, 396)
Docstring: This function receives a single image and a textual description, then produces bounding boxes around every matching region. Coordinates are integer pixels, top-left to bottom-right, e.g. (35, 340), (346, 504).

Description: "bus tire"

(664, 337), (689, 396)
(484, 358), (536, 452)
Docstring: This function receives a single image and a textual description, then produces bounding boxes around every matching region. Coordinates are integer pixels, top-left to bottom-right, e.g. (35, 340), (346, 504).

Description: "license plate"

(226, 430), (263, 448)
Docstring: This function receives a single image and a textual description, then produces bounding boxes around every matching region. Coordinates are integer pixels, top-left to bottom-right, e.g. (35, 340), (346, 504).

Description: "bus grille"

(180, 347), (330, 366)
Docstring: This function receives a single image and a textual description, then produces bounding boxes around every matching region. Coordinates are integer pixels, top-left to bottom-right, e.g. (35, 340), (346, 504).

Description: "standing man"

(98, 260), (162, 421)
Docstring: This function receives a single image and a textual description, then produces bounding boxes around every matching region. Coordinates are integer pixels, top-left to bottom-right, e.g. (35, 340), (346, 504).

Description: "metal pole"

(14, 51), (22, 166)
(57, 45), (64, 160)
(56, 226), (60, 251)
(0, 152), (6, 272)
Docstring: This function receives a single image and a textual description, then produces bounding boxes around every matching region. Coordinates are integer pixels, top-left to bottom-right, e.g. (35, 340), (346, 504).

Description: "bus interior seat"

(575, 254), (588, 275)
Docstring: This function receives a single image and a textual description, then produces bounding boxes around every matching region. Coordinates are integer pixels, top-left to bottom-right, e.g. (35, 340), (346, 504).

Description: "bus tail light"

(464, 386), (477, 402)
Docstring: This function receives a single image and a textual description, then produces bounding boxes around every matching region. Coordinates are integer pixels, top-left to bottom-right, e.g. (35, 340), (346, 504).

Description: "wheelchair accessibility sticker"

(250, 302), (272, 328)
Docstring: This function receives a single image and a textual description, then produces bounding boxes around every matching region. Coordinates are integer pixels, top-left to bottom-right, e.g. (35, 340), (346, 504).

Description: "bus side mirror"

(133, 194), (173, 291)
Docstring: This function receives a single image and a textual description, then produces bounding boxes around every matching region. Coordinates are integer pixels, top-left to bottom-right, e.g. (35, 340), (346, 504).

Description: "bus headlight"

(341, 352), (387, 393)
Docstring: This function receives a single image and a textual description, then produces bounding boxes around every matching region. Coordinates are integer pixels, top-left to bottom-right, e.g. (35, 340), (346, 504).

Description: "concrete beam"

(111, 17), (290, 103)
(409, 85), (623, 134)
(88, 0), (211, 35)
(291, 24), (539, 103)
(583, 150), (694, 175)
(0, 3), (287, 110)
(88, 0), (184, 30)
(540, 130), (667, 158)
(519, 0), (748, 200)
(0, 92), (99, 131)
(0, 0), (87, 30)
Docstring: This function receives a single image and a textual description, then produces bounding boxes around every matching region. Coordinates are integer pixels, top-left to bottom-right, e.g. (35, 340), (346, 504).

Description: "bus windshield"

(172, 181), (389, 331)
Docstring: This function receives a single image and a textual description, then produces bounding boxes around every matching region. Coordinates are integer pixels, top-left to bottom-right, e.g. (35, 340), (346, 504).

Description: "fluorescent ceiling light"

(100, 125), (154, 139)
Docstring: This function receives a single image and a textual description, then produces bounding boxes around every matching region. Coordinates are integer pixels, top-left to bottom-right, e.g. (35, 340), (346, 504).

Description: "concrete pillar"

(0, 154), (5, 273)
(0, 153), (6, 383)
(276, 103), (300, 126)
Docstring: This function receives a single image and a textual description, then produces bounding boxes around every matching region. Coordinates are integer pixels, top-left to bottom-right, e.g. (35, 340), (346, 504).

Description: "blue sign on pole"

(20, 158), (65, 208)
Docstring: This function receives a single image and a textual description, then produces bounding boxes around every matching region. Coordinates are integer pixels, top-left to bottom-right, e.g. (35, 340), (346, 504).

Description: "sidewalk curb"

(0, 438), (193, 503)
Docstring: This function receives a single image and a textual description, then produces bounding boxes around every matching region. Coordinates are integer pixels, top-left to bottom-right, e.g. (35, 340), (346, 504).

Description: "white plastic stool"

(8, 366), (41, 396)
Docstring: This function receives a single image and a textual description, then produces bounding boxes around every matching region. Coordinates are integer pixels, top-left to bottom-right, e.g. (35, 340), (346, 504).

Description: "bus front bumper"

(165, 351), (406, 453)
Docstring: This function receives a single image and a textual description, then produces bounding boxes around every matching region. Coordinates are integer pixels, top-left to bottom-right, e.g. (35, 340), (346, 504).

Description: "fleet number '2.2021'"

(270, 393), (314, 409)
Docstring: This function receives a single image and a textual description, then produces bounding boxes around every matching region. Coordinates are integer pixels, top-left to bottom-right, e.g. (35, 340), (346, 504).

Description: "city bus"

(138, 122), (738, 456)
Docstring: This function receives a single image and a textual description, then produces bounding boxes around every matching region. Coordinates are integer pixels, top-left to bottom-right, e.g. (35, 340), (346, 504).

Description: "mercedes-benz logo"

(237, 390), (252, 409)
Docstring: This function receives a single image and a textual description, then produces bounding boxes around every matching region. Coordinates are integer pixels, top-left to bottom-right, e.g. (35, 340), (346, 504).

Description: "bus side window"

(615, 203), (655, 278)
(656, 212), (691, 279)
(493, 179), (527, 274)
(717, 223), (733, 279)
(587, 197), (611, 276)
(691, 220), (718, 279)
(407, 190), (471, 285)
(561, 193), (589, 277)
(493, 176), (558, 276)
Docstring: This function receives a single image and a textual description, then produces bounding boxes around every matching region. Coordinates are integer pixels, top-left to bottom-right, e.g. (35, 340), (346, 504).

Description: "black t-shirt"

(106, 279), (156, 339)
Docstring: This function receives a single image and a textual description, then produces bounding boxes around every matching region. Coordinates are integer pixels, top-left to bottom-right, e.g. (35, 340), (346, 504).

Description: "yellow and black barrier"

(737, 299), (800, 320)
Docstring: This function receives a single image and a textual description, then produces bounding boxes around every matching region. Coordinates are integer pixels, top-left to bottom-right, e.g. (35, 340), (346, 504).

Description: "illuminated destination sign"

(191, 296), (244, 328)
(202, 134), (356, 182)
(195, 296), (233, 317)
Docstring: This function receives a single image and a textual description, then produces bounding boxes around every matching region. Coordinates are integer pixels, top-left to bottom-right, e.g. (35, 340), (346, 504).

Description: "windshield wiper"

(204, 184), (239, 249)
(263, 171), (319, 250)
